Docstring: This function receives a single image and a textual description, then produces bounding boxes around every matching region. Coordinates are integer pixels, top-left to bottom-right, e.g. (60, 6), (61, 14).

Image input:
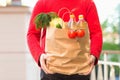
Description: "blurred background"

(0, 0), (120, 80)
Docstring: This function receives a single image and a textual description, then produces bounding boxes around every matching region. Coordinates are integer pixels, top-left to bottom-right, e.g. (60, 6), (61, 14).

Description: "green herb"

(34, 12), (59, 29)
(48, 12), (58, 19)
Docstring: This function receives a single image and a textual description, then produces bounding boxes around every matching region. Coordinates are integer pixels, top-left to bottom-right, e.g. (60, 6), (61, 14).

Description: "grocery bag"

(45, 22), (93, 75)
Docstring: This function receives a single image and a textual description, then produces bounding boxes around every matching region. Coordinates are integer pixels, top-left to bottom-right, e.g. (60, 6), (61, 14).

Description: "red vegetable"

(76, 29), (85, 38)
(68, 30), (77, 39)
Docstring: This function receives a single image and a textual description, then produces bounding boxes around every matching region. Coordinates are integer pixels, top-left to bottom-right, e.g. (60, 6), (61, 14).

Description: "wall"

(0, 6), (40, 80)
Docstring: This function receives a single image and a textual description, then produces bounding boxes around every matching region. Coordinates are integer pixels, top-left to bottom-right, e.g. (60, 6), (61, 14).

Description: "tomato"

(76, 29), (85, 38)
(68, 30), (77, 39)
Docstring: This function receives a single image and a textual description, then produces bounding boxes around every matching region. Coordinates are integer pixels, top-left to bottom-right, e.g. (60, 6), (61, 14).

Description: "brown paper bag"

(45, 23), (92, 75)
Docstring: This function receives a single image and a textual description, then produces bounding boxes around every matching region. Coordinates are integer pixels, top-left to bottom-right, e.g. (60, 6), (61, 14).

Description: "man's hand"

(82, 55), (96, 75)
(40, 54), (53, 74)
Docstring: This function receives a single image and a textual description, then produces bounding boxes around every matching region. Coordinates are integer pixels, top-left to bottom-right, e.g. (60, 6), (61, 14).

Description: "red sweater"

(27, 0), (103, 66)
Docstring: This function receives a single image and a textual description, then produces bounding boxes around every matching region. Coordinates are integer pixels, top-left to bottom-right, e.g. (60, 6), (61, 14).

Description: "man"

(27, 0), (103, 80)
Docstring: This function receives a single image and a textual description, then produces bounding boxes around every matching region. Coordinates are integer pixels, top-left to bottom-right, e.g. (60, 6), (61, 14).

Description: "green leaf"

(56, 23), (62, 29)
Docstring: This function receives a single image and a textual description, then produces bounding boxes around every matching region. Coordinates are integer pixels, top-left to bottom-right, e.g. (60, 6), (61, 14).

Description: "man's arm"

(86, 0), (103, 65)
(27, 0), (45, 67)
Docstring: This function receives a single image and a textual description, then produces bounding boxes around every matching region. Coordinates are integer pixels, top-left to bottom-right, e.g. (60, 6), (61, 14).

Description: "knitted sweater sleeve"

(27, 0), (44, 67)
(86, 0), (103, 64)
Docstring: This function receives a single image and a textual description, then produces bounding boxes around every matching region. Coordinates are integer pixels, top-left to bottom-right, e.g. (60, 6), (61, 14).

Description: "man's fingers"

(85, 55), (95, 66)
(81, 55), (95, 75)
(40, 54), (53, 74)
(83, 63), (94, 75)
(40, 54), (47, 73)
